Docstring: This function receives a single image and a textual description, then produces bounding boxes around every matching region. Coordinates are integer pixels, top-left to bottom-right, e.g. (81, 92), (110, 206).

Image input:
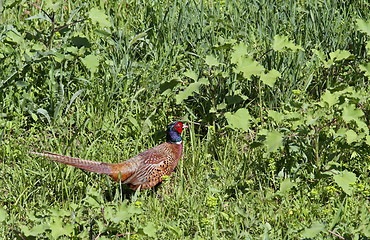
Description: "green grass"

(1, 0), (370, 239)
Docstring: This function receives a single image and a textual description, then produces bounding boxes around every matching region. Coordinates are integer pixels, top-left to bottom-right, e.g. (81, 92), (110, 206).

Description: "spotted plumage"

(30, 121), (187, 190)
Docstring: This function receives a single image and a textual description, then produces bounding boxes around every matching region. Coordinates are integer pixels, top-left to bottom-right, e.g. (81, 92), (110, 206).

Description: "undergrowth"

(0, 0), (369, 239)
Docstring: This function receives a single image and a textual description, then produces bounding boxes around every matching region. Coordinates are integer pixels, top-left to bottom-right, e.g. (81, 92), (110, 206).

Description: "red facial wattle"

(174, 122), (188, 133)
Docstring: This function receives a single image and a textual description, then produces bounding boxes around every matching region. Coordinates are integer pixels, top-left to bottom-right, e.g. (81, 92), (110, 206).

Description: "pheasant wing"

(123, 143), (181, 189)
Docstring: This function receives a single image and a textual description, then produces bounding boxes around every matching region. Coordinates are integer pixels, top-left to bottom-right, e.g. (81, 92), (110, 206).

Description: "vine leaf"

(333, 170), (357, 195)
(302, 222), (325, 238)
(143, 222), (157, 237)
(81, 54), (99, 73)
(231, 42), (248, 64)
(260, 69), (281, 87)
(342, 104), (364, 123)
(183, 70), (198, 81)
(205, 55), (220, 66)
(0, 207), (7, 222)
(329, 50), (352, 61)
(267, 110), (285, 124)
(359, 63), (370, 77)
(264, 130), (283, 152)
(225, 108), (251, 131)
(272, 35), (304, 52)
(278, 178), (296, 194)
(356, 19), (370, 35)
(176, 78), (209, 104)
(345, 130), (358, 144)
(234, 55), (265, 80)
(88, 8), (111, 27)
(321, 90), (338, 107)
(50, 218), (73, 239)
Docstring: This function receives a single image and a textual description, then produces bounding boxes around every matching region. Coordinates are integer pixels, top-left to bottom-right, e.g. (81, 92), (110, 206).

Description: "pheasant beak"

(183, 124), (188, 129)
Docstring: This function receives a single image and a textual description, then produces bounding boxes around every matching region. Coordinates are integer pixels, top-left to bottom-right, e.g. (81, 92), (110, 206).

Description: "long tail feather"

(30, 151), (113, 175)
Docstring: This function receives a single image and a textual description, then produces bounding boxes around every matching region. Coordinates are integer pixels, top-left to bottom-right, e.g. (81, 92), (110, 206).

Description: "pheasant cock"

(30, 121), (188, 190)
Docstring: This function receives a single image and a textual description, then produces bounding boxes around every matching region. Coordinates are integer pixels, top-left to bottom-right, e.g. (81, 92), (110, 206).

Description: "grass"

(0, 0), (370, 239)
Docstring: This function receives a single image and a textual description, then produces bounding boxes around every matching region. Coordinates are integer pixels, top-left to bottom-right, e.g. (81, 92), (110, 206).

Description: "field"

(0, 0), (369, 239)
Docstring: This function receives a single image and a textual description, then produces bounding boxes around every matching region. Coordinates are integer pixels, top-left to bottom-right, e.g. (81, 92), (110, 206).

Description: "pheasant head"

(166, 121), (188, 144)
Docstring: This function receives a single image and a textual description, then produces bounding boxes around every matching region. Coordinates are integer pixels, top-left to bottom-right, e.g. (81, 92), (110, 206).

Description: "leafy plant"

(0, 1), (369, 239)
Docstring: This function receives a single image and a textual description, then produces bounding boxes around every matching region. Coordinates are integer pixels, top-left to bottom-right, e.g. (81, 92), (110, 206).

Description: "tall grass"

(0, 0), (369, 239)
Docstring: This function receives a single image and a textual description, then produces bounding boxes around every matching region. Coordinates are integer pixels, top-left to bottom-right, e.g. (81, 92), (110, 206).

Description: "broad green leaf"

(175, 79), (209, 104)
(345, 130), (358, 144)
(313, 49), (352, 68)
(32, 43), (44, 51)
(84, 188), (102, 206)
(66, 46), (79, 54)
(205, 55), (220, 66)
(306, 111), (321, 125)
(84, 196), (100, 207)
(6, 30), (23, 43)
(44, 0), (62, 11)
(333, 170), (357, 195)
(143, 222), (157, 237)
(19, 225), (34, 237)
(81, 54), (99, 73)
(50, 208), (70, 217)
(356, 19), (370, 35)
(20, 224), (48, 237)
(267, 110), (284, 124)
(225, 94), (247, 105)
(279, 178), (296, 193)
(105, 205), (130, 223)
(127, 205), (143, 214)
(71, 36), (91, 48)
(53, 52), (65, 63)
(0, 207), (7, 222)
(260, 69), (281, 87)
(89, 8), (111, 27)
(342, 104), (364, 123)
(50, 218), (73, 239)
(336, 128), (347, 136)
(301, 222), (325, 238)
(272, 35), (304, 52)
(366, 135), (370, 145)
(32, 225), (48, 236)
(160, 79), (180, 94)
(321, 90), (338, 107)
(312, 49), (326, 63)
(329, 49), (352, 61)
(225, 108), (251, 132)
(166, 222), (183, 237)
(234, 55), (265, 79)
(183, 70), (198, 81)
(264, 130), (283, 152)
(217, 102), (227, 110)
(231, 42), (248, 64)
(359, 63), (370, 77)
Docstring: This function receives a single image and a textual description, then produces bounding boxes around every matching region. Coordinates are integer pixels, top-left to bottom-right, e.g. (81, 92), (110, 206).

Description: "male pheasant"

(30, 121), (188, 190)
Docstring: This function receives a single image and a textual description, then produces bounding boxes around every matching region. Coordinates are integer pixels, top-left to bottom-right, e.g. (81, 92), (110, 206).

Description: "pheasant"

(30, 121), (188, 190)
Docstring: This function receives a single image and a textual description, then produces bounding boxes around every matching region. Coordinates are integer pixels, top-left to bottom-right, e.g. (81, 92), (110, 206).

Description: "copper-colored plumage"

(30, 122), (187, 190)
